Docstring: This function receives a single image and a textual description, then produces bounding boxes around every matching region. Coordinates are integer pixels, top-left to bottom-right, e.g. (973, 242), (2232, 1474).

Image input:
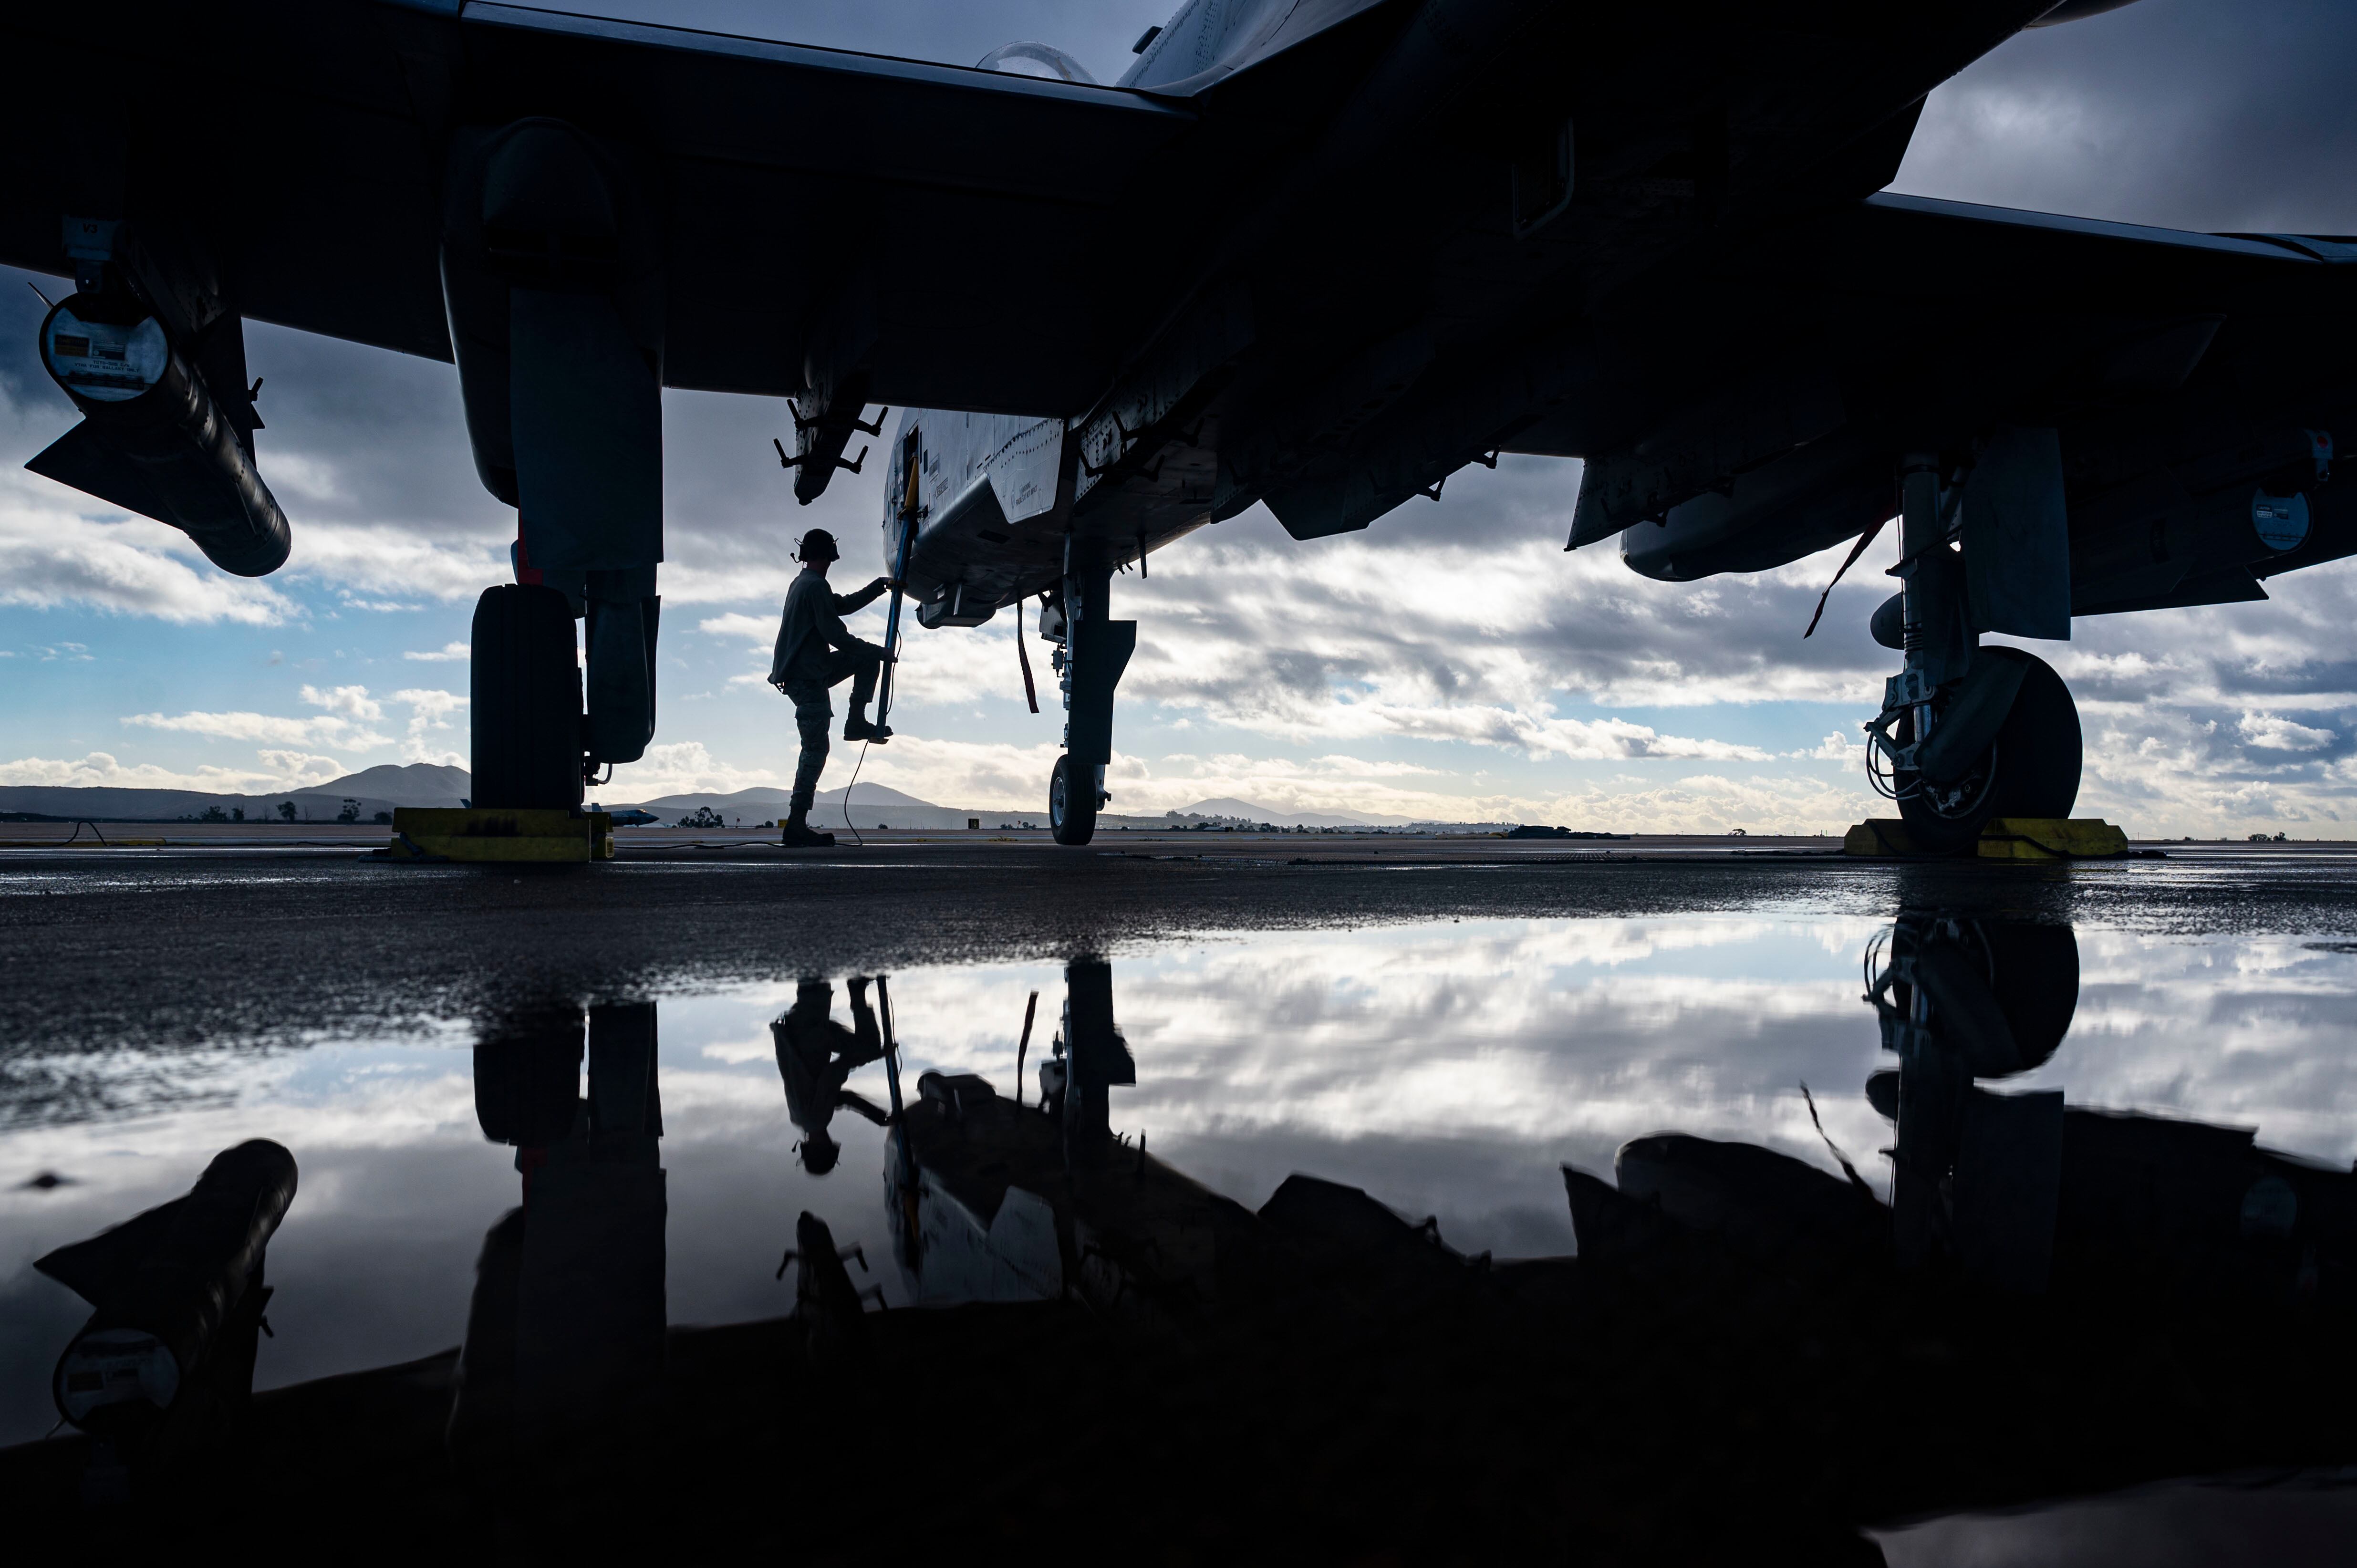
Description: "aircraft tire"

(1978, 922), (2080, 1074)
(1049, 753), (1096, 845)
(470, 583), (584, 810)
(1897, 649), (2081, 854)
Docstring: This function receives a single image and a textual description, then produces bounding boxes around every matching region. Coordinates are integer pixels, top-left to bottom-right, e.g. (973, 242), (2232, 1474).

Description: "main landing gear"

(1878, 647), (2081, 854)
(471, 566), (660, 810)
(1863, 452), (2082, 854)
(471, 583), (582, 810)
(1043, 554), (1136, 846)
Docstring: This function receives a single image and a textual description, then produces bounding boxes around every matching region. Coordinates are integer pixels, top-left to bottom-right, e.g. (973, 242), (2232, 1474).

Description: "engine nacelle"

(30, 295), (291, 577)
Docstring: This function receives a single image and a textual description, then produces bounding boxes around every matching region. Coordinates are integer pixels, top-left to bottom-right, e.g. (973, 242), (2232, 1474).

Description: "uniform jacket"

(769, 568), (887, 685)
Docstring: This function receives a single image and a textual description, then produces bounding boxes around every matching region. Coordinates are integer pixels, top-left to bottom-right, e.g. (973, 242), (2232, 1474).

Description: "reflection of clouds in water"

(0, 1047), (242, 1130)
(6, 915), (2357, 1447)
(0, 1041), (506, 1446)
(9, 920), (2352, 1204)
(873, 918), (2357, 1242)
(1133, 922), (1890, 1202)
(2003, 934), (2357, 1164)
(878, 920), (1897, 1255)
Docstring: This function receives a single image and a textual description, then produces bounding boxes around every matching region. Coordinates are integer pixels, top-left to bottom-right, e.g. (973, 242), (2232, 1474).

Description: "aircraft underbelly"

(888, 404), (1221, 619)
(885, 410), (1064, 610)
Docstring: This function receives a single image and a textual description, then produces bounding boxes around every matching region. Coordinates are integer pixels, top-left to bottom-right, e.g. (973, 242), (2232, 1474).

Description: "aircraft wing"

(0, 1), (1201, 414)
(1519, 193), (2357, 586)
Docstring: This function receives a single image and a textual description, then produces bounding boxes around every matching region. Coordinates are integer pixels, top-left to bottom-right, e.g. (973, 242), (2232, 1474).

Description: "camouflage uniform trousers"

(780, 643), (883, 818)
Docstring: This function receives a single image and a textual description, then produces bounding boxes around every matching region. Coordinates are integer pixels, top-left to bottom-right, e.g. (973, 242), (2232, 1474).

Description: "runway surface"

(6, 832), (2357, 1058)
(7, 833), (2357, 1558)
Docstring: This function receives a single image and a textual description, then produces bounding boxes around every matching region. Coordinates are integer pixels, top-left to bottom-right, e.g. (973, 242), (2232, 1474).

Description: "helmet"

(797, 528), (840, 563)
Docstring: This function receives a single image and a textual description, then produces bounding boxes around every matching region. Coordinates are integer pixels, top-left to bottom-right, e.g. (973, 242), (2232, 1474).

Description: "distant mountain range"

(327, 763), (471, 801)
(621, 783), (988, 831)
(0, 762), (470, 824)
(610, 789), (1431, 830)
(1, 769), (1491, 831)
(1169, 796), (1414, 828)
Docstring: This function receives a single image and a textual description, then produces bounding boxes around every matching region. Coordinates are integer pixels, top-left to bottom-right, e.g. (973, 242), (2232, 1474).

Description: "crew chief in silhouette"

(768, 528), (893, 847)
(772, 977), (891, 1174)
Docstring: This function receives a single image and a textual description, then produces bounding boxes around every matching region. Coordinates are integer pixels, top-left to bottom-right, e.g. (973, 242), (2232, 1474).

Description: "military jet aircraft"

(6, 0), (2350, 845)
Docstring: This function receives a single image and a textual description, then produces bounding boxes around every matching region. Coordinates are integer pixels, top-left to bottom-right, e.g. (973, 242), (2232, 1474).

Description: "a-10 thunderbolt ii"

(5, 0), (2351, 845)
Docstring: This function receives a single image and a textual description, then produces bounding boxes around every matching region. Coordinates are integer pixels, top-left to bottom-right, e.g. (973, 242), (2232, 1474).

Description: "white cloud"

(252, 750), (349, 786)
(2237, 713), (2335, 752)
(652, 555), (799, 608)
(390, 688), (467, 765)
(300, 684), (384, 721)
(122, 707), (391, 751)
(107, 685), (453, 765)
(281, 522), (507, 603)
(1231, 700), (1777, 763)
(0, 475), (296, 625)
(603, 740), (780, 799)
(404, 642), (470, 662)
(262, 452), (347, 505)
(842, 735), (1067, 811)
(697, 612), (774, 644)
(0, 749), (341, 792)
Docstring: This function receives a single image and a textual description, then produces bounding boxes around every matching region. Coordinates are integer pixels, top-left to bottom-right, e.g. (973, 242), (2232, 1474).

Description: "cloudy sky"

(3, 0), (2353, 832)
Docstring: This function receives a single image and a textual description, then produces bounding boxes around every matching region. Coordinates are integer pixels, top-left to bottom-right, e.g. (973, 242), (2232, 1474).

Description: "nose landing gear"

(1049, 754), (1099, 846)
(1044, 555), (1135, 847)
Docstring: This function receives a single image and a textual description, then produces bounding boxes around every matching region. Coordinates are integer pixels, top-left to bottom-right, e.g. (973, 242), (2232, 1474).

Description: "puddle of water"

(6, 912), (2355, 1451)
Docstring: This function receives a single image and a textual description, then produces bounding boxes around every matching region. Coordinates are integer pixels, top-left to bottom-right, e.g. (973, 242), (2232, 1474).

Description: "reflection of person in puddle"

(772, 977), (891, 1174)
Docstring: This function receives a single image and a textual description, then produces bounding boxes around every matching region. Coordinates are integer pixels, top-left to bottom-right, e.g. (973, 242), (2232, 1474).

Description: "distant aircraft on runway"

(5, 0), (2349, 846)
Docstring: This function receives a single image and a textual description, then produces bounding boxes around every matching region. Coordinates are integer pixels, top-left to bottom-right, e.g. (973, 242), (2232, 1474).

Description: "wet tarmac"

(4, 841), (2356, 1559)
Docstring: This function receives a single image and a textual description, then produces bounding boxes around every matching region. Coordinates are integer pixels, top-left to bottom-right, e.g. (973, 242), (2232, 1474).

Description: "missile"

(29, 294), (291, 577)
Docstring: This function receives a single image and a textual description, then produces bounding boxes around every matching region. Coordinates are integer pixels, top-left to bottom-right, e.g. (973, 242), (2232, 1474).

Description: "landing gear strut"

(1863, 453), (2082, 853)
(1046, 553), (1136, 847)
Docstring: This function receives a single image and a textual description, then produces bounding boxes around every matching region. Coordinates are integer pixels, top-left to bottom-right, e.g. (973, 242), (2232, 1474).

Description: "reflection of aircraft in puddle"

(29, 1138), (295, 1489)
(1866, 913), (2077, 1277)
(449, 1000), (667, 1466)
(1571, 913), (2353, 1307)
(18, 952), (2357, 1560)
(1567, 910), (2357, 1557)
(770, 977), (890, 1176)
(883, 957), (1499, 1326)
(882, 957), (1244, 1319)
(1864, 915), (2349, 1302)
